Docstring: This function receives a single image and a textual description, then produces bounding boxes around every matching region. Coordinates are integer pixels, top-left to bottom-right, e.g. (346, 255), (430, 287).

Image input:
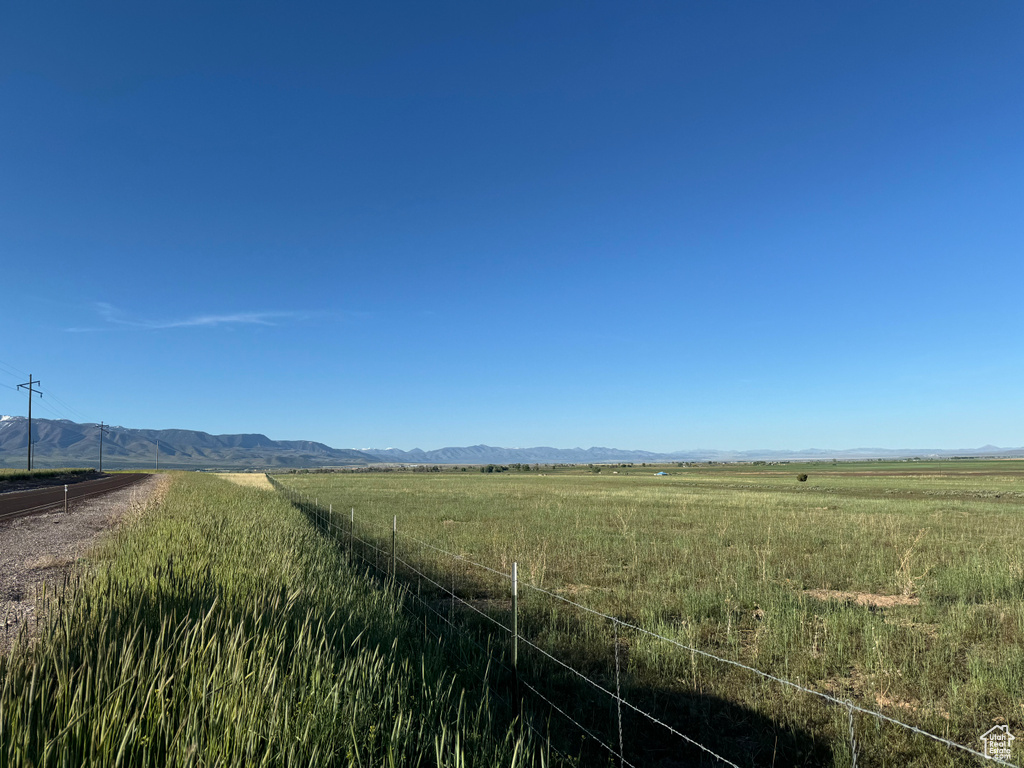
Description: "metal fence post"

(512, 562), (519, 672)
(615, 618), (624, 767)
(848, 702), (858, 768)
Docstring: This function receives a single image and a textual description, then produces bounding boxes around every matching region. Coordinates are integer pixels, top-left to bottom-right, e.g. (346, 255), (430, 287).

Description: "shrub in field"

(797, 473), (808, 481)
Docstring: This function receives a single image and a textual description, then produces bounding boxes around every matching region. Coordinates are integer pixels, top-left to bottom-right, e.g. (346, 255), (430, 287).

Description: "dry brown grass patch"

(27, 554), (76, 571)
(558, 583), (610, 600)
(803, 589), (920, 608)
(217, 473), (274, 491)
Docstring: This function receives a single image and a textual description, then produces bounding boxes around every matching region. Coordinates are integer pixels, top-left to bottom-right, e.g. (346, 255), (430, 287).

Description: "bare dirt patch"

(0, 473), (169, 654)
(819, 665), (950, 720)
(217, 472), (274, 491)
(803, 589), (920, 608)
(558, 582), (610, 600)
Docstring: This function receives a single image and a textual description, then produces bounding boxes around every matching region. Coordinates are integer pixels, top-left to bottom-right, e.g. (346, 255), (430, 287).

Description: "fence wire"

(520, 679), (638, 768)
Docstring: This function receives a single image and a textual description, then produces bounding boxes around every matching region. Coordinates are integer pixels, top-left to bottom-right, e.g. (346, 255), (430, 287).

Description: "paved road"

(0, 474), (149, 523)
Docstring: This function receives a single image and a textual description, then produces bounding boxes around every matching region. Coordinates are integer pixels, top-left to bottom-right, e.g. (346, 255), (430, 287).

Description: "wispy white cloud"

(144, 312), (288, 329)
(66, 303), (306, 332)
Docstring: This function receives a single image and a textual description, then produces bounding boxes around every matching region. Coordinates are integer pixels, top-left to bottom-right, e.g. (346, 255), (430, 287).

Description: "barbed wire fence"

(266, 475), (1019, 768)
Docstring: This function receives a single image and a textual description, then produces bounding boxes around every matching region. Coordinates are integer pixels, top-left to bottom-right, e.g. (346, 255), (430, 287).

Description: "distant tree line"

(479, 463), (539, 473)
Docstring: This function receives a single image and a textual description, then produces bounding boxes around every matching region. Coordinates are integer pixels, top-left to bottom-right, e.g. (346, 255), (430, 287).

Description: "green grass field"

(276, 460), (1024, 766)
(1, 473), (566, 767)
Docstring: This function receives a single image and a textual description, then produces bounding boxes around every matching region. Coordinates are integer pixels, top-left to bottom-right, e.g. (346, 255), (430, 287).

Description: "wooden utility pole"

(98, 422), (111, 472)
(17, 375), (42, 471)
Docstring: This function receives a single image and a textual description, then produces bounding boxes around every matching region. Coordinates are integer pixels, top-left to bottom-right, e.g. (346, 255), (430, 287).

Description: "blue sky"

(2, 2), (1022, 452)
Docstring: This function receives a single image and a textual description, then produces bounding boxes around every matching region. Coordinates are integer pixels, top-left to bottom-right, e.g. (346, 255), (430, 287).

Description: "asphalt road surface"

(0, 474), (149, 523)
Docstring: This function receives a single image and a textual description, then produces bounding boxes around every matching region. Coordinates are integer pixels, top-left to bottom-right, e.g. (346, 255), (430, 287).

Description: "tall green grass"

(0, 473), (567, 767)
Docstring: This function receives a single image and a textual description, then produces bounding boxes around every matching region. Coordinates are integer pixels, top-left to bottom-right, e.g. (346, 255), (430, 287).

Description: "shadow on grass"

(294, 498), (836, 768)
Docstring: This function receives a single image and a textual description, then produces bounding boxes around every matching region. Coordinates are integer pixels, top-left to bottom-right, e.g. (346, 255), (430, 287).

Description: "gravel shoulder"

(0, 473), (169, 654)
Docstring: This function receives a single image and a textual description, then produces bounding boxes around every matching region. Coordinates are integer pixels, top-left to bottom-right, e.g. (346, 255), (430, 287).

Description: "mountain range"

(367, 444), (1024, 464)
(2, 415), (1021, 470)
(0, 416), (378, 470)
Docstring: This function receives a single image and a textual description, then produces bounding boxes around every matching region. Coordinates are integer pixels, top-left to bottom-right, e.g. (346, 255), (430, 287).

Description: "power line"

(98, 421), (111, 472)
(0, 363), (85, 423)
(0, 362), (172, 469)
(0, 358), (28, 380)
(16, 375), (42, 470)
(42, 386), (91, 422)
(34, 398), (78, 422)
(0, 360), (89, 422)
(31, 393), (95, 426)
